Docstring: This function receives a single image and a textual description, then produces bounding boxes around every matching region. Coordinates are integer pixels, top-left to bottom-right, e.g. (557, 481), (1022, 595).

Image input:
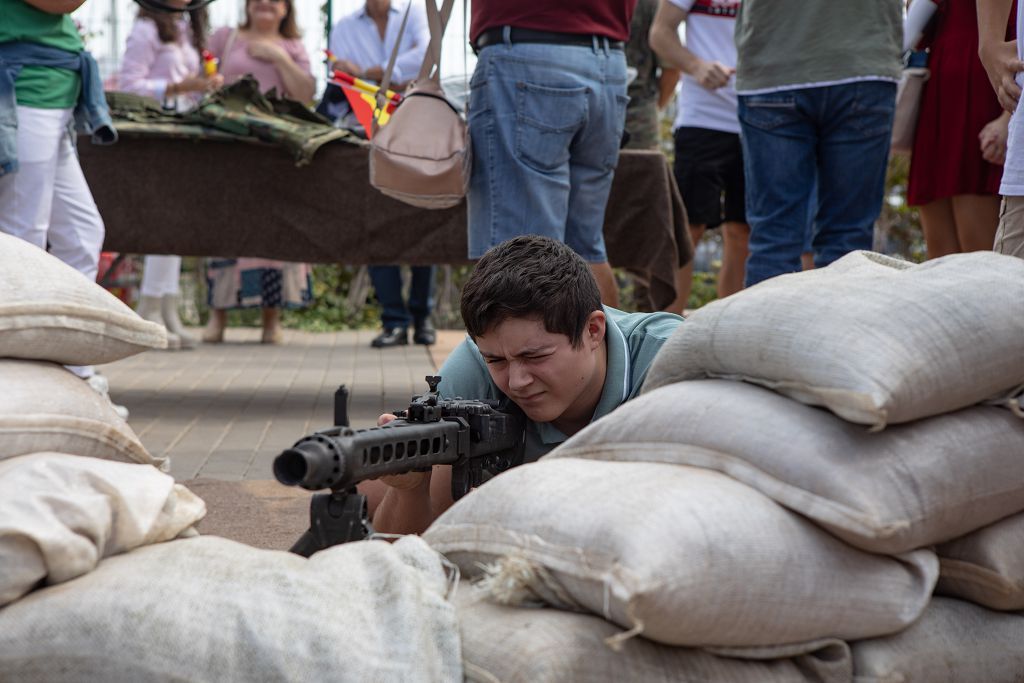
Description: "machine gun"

(274, 375), (526, 557)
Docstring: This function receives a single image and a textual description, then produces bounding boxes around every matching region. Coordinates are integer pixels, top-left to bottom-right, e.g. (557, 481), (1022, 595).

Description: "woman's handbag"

(890, 50), (930, 156)
(369, 0), (470, 210)
(890, 0), (939, 155)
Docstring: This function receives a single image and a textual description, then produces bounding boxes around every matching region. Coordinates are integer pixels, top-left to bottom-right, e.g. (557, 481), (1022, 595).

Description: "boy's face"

(475, 312), (607, 433)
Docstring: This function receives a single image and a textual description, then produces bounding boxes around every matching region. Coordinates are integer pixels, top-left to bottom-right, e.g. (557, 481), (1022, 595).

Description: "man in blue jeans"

(369, 266), (435, 347)
(466, 1), (635, 307)
(734, 1), (902, 287)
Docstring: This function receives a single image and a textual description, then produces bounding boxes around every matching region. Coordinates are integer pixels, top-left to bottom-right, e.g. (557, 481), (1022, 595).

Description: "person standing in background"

(979, 0), (1024, 258)
(623, 0), (679, 152)
(734, 1), (902, 286)
(202, 0), (315, 344)
(649, 0), (746, 313)
(908, 0), (1014, 260)
(327, 0), (437, 349)
(118, 0), (222, 349)
(466, 0), (636, 307)
(0, 0), (128, 417)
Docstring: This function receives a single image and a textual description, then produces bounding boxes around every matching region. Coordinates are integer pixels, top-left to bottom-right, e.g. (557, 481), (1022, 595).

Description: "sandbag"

(0, 452), (203, 607)
(454, 583), (853, 683)
(0, 359), (162, 469)
(852, 597), (1024, 682)
(556, 379), (1024, 554)
(424, 459), (937, 648)
(935, 511), (1024, 611)
(0, 231), (166, 364)
(642, 250), (1024, 428)
(0, 535), (461, 682)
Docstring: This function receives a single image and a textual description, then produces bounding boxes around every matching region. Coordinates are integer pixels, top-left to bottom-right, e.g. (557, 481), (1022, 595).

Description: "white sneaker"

(85, 374), (130, 421)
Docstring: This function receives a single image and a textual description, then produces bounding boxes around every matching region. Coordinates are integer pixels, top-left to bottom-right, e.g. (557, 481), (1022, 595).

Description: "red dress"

(906, 0), (1013, 206)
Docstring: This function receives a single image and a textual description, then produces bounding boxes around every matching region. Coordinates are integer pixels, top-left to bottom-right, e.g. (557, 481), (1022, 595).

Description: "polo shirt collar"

(535, 306), (630, 445)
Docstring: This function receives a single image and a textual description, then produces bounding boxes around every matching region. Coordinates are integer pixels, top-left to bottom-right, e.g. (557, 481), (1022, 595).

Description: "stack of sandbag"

(0, 231), (182, 599)
(0, 233), (465, 680)
(424, 251), (1024, 682)
(0, 230), (168, 468)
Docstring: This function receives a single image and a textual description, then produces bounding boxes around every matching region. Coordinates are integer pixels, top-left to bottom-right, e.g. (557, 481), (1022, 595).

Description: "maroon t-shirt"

(471, 0), (637, 43)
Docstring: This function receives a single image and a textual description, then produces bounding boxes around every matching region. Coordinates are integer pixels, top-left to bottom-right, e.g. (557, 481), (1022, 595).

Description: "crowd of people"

(2, 0), (1024, 419)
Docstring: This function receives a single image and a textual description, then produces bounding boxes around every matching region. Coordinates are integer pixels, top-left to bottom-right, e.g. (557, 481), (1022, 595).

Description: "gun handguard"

(273, 376), (526, 499)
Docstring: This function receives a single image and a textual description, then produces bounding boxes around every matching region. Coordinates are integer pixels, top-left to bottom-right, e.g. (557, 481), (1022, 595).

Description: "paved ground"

(98, 327), (465, 482)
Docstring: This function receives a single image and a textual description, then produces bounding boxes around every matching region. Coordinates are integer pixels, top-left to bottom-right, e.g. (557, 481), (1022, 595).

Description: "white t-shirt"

(670, 0), (741, 135)
(1000, 3), (1024, 195)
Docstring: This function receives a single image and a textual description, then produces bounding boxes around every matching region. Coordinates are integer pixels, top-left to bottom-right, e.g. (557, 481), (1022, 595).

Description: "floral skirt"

(206, 258), (312, 310)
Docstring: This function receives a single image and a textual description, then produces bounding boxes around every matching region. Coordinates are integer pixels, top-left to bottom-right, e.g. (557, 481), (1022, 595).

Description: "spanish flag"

(330, 70), (403, 139)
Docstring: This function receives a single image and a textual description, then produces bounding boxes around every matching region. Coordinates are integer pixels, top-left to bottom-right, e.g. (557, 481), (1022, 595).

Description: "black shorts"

(673, 126), (746, 229)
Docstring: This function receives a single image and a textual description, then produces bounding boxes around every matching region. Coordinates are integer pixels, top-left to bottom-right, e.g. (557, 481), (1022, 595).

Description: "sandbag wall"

(425, 250), (1024, 682)
(0, 233), (463, 682)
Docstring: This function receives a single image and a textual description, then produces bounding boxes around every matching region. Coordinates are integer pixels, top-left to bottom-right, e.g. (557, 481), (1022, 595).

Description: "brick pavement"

(98, 327), (466, 482)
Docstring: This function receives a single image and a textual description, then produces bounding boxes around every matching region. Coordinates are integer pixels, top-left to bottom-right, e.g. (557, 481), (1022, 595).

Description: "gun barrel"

(273, 419), (463, 491)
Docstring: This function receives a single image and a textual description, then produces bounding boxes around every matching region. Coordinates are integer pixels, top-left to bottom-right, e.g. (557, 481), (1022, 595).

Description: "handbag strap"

(415, 0), (456, 84)
(377, 0), (455, 101)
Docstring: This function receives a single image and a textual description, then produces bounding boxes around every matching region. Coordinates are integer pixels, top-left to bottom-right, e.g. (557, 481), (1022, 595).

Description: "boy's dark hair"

(461, 235), (603, 347)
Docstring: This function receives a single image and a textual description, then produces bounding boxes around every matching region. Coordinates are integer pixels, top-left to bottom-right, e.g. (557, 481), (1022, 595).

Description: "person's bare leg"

(718, 222), (749, 298)
(919, 198), (961, 259)
(589, 261), (620, 308)
(800, 253), (815, 270)
(951, 194), (1001, 252)
(261, 307), (283, 344)
(202, 308), (227, 343)
(666, 225), (706, 314)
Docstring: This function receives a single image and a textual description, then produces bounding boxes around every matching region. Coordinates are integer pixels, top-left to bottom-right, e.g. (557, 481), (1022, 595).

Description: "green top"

(437, 307), (684, 463)
(734, 0), (902, 94)
(0, 0), (83, 108)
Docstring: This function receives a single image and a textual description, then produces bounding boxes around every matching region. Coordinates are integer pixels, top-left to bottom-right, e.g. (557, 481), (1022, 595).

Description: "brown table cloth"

(78, 138), (691, 309)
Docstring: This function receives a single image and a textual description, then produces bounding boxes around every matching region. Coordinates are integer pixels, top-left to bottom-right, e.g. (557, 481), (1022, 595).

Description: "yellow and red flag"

(329, 69), (403, 139)
(201, 49), (218, 76)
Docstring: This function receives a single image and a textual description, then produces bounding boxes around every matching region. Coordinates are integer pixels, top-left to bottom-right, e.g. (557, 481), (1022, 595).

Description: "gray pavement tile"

(96, 329), (444, 480)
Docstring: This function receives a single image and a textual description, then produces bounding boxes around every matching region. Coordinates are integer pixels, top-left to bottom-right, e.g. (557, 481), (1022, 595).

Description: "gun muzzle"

(273, 437), (339, 490)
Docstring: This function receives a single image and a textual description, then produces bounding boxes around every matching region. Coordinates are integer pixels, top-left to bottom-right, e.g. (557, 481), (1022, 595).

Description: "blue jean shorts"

(466, 38), (629, 263)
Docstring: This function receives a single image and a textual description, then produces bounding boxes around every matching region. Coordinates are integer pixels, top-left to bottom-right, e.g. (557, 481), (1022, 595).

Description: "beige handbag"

(369, 0), (470, 209)
(890, 65), (930, 156)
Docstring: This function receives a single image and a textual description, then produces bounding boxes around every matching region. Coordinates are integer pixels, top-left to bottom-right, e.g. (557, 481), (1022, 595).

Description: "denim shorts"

(466, 39), (629, 263)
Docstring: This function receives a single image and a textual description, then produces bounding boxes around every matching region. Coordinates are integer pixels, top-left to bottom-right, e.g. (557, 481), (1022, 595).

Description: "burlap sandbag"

(424, 459), (937, 648)
(0, 452), (204, 607)
(0, 359), (163, 469)
(852, 597), (1024, 682)
(0, 535), (461, 682)
(935, 511), (1024, 611)
(642, 250), (1024, 429)
(454, 583), (853, 683)
(555, 379), (1024, 555)
(0, 231), (166, 364)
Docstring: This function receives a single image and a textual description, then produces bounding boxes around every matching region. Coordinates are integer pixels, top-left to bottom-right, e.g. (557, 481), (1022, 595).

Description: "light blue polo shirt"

(436, 307), (684, 462)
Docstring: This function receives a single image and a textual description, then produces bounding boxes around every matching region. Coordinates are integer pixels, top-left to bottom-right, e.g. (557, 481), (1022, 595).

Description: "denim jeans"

(738, 81), (896, 286)
(467, 37), (629, 262)
(369, 265), (434, 329)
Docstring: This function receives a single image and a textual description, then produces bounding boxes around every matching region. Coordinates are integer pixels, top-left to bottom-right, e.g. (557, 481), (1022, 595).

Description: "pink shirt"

(208, 26), (311, 98)
(119, 17), (201, 108)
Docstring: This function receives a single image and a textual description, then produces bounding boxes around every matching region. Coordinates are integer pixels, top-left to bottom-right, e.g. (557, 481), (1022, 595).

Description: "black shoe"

(413, 319), (436, 345)
(371, 326), (408, 348)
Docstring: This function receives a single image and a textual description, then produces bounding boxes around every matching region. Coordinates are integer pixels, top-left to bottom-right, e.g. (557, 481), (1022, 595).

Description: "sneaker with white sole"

(84, 374), (130, 421)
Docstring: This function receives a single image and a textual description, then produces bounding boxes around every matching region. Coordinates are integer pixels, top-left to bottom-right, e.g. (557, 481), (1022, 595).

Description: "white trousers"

(140, 254), (181, 297)
(0, 106), (105, 281)
(1, 106), (106, 379)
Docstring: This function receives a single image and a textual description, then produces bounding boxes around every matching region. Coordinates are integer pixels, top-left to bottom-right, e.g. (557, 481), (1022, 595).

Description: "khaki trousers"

(996, 197), (1024, 258)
